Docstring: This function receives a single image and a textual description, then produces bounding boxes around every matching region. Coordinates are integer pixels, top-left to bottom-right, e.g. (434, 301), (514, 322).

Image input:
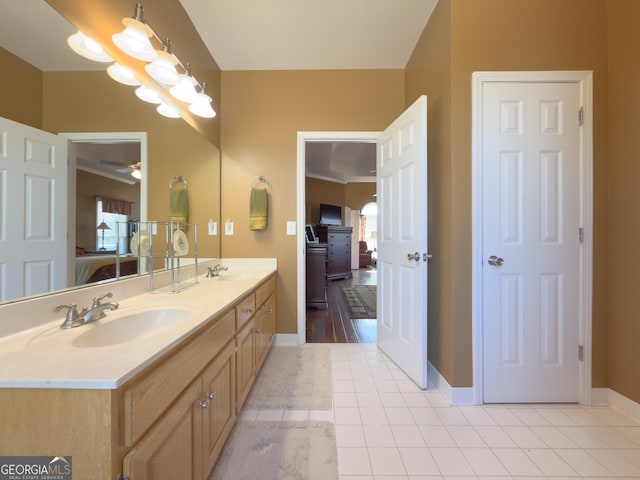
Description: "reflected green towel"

(169, 188), (188, 230)
(249, 188), (268, 231)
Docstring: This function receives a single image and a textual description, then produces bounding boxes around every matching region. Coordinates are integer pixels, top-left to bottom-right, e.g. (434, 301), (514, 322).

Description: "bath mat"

(340, 284), (377, 319)
(209, 421), (337, 480)
(244, 345), (332, 410)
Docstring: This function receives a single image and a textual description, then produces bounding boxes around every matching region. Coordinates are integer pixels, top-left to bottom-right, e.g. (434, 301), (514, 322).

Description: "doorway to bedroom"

(303, 138), (378, 344)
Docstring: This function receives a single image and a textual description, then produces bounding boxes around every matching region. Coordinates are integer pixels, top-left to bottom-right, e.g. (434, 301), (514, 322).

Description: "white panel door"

(0, 117), (68, 302)
(482, 83), (581, 402)
(377, 96), (428, 388)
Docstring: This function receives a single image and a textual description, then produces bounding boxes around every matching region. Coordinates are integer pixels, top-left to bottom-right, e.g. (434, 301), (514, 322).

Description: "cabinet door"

(255, 294), (276, 368)
(200, 342), (236, 479)
(123, 380), (200, 480)
(236, 318), (256, 410)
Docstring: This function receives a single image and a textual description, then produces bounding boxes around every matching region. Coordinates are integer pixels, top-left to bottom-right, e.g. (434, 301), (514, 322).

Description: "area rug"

(209, 421), (338, 480)
(340, 284), (377, 319)
(244, 345), (332, 410)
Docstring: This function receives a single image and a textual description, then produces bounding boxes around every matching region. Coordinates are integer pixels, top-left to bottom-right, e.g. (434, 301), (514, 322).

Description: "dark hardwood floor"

(306, 267), (377, 344)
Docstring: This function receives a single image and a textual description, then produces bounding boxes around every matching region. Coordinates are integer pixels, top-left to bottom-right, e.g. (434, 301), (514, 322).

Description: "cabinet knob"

(196, 399), (209, 409)
(246, 307), (254, 314)
(205, 391), (217, 400)
(255, 328), (261, 334)
(267, 308), (273, 315)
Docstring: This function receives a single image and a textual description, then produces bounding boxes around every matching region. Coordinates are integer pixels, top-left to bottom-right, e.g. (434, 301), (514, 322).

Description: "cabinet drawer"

(255, 275), (275, 308)
(328, 233), (351, 242)
(123, 309), (235, 446)
(235, 293), (256, 329)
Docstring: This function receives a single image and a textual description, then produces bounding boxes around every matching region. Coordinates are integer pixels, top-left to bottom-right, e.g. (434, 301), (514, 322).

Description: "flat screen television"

(319, 203), (342, 226)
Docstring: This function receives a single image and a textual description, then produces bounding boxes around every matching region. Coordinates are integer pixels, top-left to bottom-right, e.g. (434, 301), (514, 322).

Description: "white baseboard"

(274, 333), (299, 346)
(427, 361), (475, 405)
(426, 363), (640, 416)
(592, 387), (640, 424)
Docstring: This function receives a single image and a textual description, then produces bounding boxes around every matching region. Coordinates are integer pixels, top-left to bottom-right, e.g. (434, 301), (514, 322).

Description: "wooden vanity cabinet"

(0, 273), (277, 480)
(235, 275), (276, 412)
(122, 341), (236, 480)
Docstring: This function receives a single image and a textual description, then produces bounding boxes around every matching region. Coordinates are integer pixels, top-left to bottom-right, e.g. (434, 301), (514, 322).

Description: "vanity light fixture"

(145, 39), (180, 86)
(157, 102), (181, 118)
(112, 4), (157, 62)
(66, 2), (216, 121)
(135, 84), (163, 104)
(67, 31), (113, 63)
(189, 89), (216, 119)
(169, 64), (199, 103)
(107, 63), (142, 86)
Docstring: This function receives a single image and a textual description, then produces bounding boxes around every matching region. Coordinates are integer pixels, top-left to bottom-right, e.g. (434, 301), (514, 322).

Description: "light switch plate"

(208, 220), (217, 235)
(225, 220), (234, 235)
(286, 221), (296, 235)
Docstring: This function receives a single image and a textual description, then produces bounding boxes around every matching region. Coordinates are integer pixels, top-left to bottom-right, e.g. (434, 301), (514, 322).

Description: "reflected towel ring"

(251, 175), (271, 192)
(170, 175), (187, 189)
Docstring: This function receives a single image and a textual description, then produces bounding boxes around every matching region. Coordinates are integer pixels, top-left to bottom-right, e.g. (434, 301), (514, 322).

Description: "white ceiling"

(1, 0), (437, 183)
(179, 0), (438, 70)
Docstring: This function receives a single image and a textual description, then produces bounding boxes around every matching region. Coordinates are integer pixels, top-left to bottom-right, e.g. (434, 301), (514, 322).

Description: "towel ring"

(170, 175), (187, 189)
(251, 175), (271, 192)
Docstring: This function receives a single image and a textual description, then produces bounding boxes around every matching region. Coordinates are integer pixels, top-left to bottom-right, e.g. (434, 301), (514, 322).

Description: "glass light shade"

(131, 169), (142, 180)
(169, 74), (198, 103)
(135, 85), (162, 104)
(188, 93), (216, 118)
(107, 63), (141, 86)
(67, 31), (113, 62)
(145, 50), (179, 86)
(157, 102), (180, 118)
(112, 18), (157, 62)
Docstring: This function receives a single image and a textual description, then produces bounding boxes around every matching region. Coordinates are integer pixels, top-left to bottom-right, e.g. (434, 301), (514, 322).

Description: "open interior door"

(376, 96), (429, 388)
(0, 117), (68, 302)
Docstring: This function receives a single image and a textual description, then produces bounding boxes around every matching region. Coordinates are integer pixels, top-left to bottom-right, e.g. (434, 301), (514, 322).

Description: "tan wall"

(345, 183), (376, 212)
(0, 48), (42, 129)
(406, 0), (609, 388)
(405, 0), (455, 386)
(42, 71), (221, 259)
(305, 178), (376, 225)
(76, 170), (141, 250)
(221, 70), (405, 333)
(606, 0), (640, 403)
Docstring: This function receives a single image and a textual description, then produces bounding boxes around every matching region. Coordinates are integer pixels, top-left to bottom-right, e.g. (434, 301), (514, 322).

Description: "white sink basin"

(72, 307), (191, 348)
(28, 306), (192, 349)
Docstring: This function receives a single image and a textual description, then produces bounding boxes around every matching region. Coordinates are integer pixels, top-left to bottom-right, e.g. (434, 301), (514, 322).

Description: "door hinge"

(578, 106), (584, 126)
(578, 227), (584, 244)
(578, 345), (584, 361)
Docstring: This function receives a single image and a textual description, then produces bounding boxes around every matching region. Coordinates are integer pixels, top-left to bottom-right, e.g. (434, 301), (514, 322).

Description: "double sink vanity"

(0, 258), (277, 480)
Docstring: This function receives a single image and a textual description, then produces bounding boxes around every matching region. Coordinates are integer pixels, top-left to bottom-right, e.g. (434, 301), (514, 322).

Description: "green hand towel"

(169, 188), (188, 230)
(249, 188), (268, 231)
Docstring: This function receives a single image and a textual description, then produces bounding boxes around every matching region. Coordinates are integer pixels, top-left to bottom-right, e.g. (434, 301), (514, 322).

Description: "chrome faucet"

(53, 293), (119, 329)
(206, 264), (229, 277)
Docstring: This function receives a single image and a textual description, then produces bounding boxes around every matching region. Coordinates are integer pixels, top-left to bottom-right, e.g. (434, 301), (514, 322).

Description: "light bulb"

(157, 102), (180, 118)
(188, 92), (216, 118)
(67, 31), (113, 62)
(145, 50), (179, 86)
(170, 74), (198, 103)
(107, 63), (141, 86)
(135, 85), (162, 104)
(112, 17), (157, 62)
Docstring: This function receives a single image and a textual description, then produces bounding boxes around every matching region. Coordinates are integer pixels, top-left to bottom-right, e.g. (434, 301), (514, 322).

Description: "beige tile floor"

(238, 343), (640, 479)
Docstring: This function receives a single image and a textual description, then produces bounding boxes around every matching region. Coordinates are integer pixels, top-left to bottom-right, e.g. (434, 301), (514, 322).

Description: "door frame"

(471, 71), (594, 404)
(296, 131), (379, 345)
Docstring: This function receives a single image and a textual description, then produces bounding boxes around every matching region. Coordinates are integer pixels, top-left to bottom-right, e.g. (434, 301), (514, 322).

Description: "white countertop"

(0, 259), (276, 389)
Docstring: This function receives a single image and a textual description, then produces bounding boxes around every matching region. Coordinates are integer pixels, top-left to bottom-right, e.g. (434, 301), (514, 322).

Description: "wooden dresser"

(314, 225), (353, 281)
(306, 243), (328, 308)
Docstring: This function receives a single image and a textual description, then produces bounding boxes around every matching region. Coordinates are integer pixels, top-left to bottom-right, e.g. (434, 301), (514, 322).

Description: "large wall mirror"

(0, 2), (221, 304)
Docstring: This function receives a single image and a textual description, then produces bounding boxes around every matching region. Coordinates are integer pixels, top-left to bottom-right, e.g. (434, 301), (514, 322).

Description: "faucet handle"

(53, 303), (80, 329)
(92, 292), (113, 308)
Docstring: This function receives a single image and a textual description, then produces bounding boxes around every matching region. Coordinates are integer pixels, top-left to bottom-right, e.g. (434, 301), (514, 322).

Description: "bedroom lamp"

(97, 222), (111, 251)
